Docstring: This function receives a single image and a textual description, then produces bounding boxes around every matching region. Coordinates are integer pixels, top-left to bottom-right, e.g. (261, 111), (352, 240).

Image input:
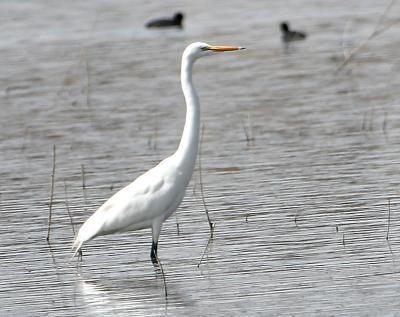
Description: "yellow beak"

(208, 45), (245, 52)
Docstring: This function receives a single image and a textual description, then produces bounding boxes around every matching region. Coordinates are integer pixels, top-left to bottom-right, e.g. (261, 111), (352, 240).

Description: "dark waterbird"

(146, 12), (184, 29)
(280, 22), (307, 43)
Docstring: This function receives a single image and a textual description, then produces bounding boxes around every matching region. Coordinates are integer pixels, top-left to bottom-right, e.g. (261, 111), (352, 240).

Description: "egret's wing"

(77, 158), (182, 241)
(102, 173), (179, 230)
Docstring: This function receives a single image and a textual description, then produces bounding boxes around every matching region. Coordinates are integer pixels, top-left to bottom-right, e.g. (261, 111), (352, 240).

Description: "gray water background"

(1, 0), (400, 316)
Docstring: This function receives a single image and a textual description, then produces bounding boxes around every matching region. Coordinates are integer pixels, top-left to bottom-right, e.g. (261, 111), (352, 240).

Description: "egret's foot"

(78, 250), (83, 262)
(151, 255), (158, 266)
(153, 263), (162, 276)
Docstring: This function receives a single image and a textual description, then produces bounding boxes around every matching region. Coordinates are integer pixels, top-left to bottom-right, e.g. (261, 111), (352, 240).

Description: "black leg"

(152, 243), (168, 298)
(150, 241), (158, 265)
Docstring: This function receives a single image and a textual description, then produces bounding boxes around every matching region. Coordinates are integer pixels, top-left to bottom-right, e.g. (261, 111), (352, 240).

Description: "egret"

(72, 42), (245, 267)
(146, 12), (184, 29)
(280, 22), (307, 43)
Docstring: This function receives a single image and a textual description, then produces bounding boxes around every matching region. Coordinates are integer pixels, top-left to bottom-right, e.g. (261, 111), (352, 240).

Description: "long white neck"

(174, 53), (200, 177)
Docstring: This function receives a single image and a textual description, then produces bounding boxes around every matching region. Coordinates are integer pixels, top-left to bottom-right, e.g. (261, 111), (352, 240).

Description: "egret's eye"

(201, 46), (209, 51)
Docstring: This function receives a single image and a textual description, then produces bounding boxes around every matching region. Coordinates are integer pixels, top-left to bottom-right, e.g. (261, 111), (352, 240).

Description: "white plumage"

(72, 42), (244, 264)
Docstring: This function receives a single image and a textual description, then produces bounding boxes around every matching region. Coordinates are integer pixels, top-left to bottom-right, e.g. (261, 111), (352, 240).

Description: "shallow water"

(1, 0), (400, 316)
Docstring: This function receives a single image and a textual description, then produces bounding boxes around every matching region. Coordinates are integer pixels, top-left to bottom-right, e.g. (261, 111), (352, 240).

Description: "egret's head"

(183, 42), (245, 61)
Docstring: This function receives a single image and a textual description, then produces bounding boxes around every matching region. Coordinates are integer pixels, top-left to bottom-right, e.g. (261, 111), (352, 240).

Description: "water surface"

(1, 0), (400, 316)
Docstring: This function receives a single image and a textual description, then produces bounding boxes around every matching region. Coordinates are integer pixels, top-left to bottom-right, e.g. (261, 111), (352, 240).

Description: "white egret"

(72, 42), (245, 266)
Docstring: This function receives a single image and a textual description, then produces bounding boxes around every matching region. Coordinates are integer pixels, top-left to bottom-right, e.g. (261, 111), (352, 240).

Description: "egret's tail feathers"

(70, 239), (83, 262)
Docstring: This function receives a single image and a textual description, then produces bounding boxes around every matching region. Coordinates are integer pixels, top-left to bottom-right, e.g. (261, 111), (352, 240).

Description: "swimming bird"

(280, 22), (307, 43)
(146, 12), (184, 29)
(72, 42), (245, 266)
